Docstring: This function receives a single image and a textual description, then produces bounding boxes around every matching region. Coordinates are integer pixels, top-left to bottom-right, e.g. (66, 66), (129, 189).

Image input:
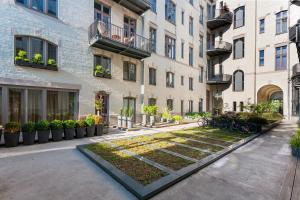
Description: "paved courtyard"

(0, 121), (297, 200)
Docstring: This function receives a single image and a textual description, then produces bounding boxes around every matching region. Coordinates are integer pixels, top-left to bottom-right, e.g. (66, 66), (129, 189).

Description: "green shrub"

(162, 109), (172, 120)
(127, 107), (134, 118)
(50, 120), (63, 130)
(172, 115), (183, 122)
(47, 59), (57, 66)
(76, 120), (86, 128)
(143, 105), (158, 116)
(22, 122), (36, 133)
(261, 112), (283, 122)
(5, 122), (21, 133)
(63, 120), (76, 129)
(247, 116), (268, 125)
(85, 115), (95, 126)
(32, 53), (43, 64)
(35, 120), (50, 131)
(290, 132), (300, 148)
(94, 65), (105, 75)
(15, 50), (29, 62)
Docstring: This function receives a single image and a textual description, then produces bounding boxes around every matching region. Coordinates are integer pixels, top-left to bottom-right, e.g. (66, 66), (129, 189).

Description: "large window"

(47, 91), (76, 121)
(259, 18), (265, 34)
(150, 27), (157, 53)
(199, 35), (204, 57)
(189, 47), (193, 66)
(150, 0), (156, 13)
(167, 99), (173, 111)
(233, 37), (244, 59)
(94, 55), (111, 76)
(276, 11), (287, 34)
(259, 50), (264, 66)
(189, 16), (194, 36)
(28, 89), (42, 122)
(16, 0), (58, 17)
(165, 35), (176, 59)
(94, 2), (111, 23)
(165, 0), (176, 24)
(189, 100), (193, 112)
(199, 6), (204, 24)
(275, 45), (287, 70)
(189, 77), (193, 91)
(149, 68), (156, 85)
(123, 62), (136, 81)
(233, 70), (244, 92)
(234, 6), (245, 28)
(148, 98), (156, 106)
(123, 97), (136, 121)
(166, 72), (175, 88)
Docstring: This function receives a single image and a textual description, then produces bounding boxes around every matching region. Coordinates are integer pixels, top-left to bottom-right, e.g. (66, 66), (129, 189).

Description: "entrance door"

(123, 97), (136, 122)
(95, 92), (109, 123)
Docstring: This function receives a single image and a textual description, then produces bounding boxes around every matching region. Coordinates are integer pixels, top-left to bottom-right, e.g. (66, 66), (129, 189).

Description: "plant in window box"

(4, 122), (20, 147)
(94, 65), (105, 77)
(127, 108), (134, 129)
(104, 68), (112, 78)
(22, 122), (36, 145)
(35, 120), (50, 143)
(63, 120), (76, 140)
(15, 50), (30, 66)
(75, 120), (86, 138)
(85, 115), (96, 137)
(93, 115), (103, 136)
(47, 59), (57, 68)
(50, 120), (64, 142)
(32, 53), (44, 66)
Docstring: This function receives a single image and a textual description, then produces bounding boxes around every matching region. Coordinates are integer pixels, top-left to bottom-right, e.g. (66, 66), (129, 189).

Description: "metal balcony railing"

(207, 8), (233, 30)
(111, 0), (151, 15)
(88, 20), (151, 54)
(207, 40), (232, 51)
(207, 74), (232, 84)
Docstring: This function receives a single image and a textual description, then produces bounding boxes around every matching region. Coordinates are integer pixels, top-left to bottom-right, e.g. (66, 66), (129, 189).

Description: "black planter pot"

(64, 128), (75, 140)
(51, 129), (63, 142)
(4, 132), (20, 147)
(102, 124), (109, 134)
(37, 130), (50, 143)
(95, 124), (103, 136)
(86, 125), (95, 137)
(76, 127), (86, 138)
(23, 132), (36, 145)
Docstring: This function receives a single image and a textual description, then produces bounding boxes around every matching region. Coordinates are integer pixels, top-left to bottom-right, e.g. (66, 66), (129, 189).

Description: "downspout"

(254, 0), (257, 104)
(288, 1), (291, 120)
(140, 15), (145, 108)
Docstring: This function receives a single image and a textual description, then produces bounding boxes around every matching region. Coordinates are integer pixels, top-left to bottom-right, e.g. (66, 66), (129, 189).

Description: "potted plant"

(95, 98), (103, 116)
(102, 122), (109, 134)
(22, 122), (36, 145)
(75, 120), (86, 138)
(85, 115), (96, 136)
(142, 105), (149, 126)
(290, 132), (300, 158)
(63, 120), (76, 140)
(50, 120), (64, 142)
(162, 109), (172, 123)
(93, 115), (103, 136)
(47, 59), (57, 67)
(35, 120), (50, 143)
(94, 65), (105, 77)
(149, 106), (158, 126)
(15, 50), (30, 66)
(122, 107), (128, 129)
(172, 115), (183, 125)
(127, 108), (134, 129)
(4, 122), (20, 147)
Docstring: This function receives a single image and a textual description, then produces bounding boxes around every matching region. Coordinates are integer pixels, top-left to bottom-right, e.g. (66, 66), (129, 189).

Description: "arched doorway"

(257, 85), (283, 114)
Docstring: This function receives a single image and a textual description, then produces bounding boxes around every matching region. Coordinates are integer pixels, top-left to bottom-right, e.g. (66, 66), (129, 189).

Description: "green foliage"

(35, 120), (50, 131)
(172, 115), (183, 122)
(261, 112), (283, 122)
(32, 53), (44, 64)
(162, 109), (172, 120)
(22, 122), (36, 133)
(63, 120), (76, 129)
(94, 65), (106, 75)
(127, 107), (134, 118)
(92, 115), (103, 125)
(244, 101), (282, 114)
(290, 131), (300, 148)
(5, 122), (21, 133)
(185, 112), (212, 119)
(15, 50), (29, 62)
(76, 120), (86, 128)
(85, 115), (95, 126)
(50, 120), (63, 130)
(47, 59), (57, 66)
(143, 105), (158, 116)
(95, 98), (103, 112)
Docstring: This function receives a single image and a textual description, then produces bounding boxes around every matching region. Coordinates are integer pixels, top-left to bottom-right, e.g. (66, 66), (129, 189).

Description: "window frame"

(275, 45), (287, 70)
(15, 0), (58, 18)
(189, 77), (193, 91)
(233, 70), (244, 92)
(233, 37), (245, 59)
(234, 6), (245, 29)
(94, 55), (112, 76)
(149, 27), (157, 53)
(189, 47), (193, 66)
(166, 72), (175, 88)
(276, 10), (287, 35)
(167, 99), (174, 111)
(165, 0), (176, 25)
(123, 61), (137, 82)
(259, 18), (265, 34)
(189, 16), (194, 36)
(149, 68), (157, 85)
(259, 49), (264, 66)
(165, 35), (176, 59)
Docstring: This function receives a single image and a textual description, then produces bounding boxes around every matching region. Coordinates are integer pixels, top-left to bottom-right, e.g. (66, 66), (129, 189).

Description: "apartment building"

(207, 0), (300, 118)
(0, 0), (206, 126)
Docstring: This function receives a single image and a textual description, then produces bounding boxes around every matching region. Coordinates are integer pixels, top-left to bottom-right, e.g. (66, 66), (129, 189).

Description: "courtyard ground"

(0, 121), (298, 200)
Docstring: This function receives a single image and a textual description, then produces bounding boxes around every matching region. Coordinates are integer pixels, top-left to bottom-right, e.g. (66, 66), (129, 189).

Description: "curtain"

(9, 89), (22, 123)
(28, 90), (42, 122)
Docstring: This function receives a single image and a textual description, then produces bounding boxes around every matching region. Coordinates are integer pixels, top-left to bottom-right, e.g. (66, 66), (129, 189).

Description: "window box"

(94, 72), (112, 79)
(15, 60), (31, 67)
(15, 60), (58, 71)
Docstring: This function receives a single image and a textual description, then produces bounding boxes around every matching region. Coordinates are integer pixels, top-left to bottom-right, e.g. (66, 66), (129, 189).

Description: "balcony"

(207, 74), (232, 85)
(290, 20), (300, 62)
(88, 21), (151, 60)
(207, 8), (233, 30)
(207, 41), (232, 57)
(292, 63), (300, 87)
(291, 0), (300, 6)
(111, 0), (151, 15)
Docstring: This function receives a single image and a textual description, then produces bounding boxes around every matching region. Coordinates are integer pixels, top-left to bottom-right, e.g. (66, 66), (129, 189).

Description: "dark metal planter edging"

(77, 121), (280, 200)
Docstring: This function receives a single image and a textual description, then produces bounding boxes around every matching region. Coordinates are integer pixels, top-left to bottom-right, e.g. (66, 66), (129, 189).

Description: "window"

(16, 0), (58, 17)
(94, 55), (111, 77)
(167, 99), (173, 111)
(123, 62), (136, 81)
(189, 47), (193, 66)
(94, 2), (111, 23)
(123, 97), (136, 121)
(189, 100), (193, 112)
(234, 6), (245, 28)
(199, 35), (203, 57)
(166, 72), (175, 88)
(27, 89), (42, 122)
(150, 27), (157, 53)
(233, 70), (244, 92)
(149, 68), (156, 85)
(9, 89), (24, 123)
(47, 91), (76, 121)
(150, 0), (156, 12)
(189, 0), (193, 5)
(199, 67), (204, 83)
(165, 35), (176, 59)
(199, 98), (203, 112)
(189, 16), (194, 36)
(259, 19), (265, 33)
(259, 50), (264, 66)
(189, 77), (193, 91)
(275, 45), (287, 70)
(181, 100), (184, 116)
(181, 10), (184, 25)
(233, 101), (237, 112)
(165, 0), (176, 24)
(181, 76), (184, 86)
(124, 16), (136, 38)
(199, 6), (204, 24)
(15, 36), (58, 68)
(240, 102), (244, 112)
(148, 98), (156, 106)
(276, 11), (287, 34)
(207, 3), (216, 20)
(181, 42), (184, 58)
(233, 37), (244, 59)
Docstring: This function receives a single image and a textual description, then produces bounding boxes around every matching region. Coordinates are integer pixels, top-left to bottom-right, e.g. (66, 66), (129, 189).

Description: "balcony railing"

(111, 0), (151, 15)
(89, 21), (151, 59)
(207, 40), (232, 57)
(291, 0), (300, 6)
(207, 8), (233, 30)
(207, 74), (232, 85)
(290, 20), (300, 62)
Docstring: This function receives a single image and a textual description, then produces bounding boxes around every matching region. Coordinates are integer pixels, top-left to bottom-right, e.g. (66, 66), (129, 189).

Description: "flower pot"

(87, 125), (96, 137)
(4, 132), (20, 147)
(76, 127), (86, 138)
(127, 117), (133, 129)
(37, 130), (50, 143)
(117, 115), (122, 128)
(150, 116), (155, 126)
(95, 124), (103, 136)
(102, 123), (109, 134)
(64, 128), (75, 140)
(22, 131), (36, 145)
(51, 129), (63, 141)
(292, 147), (300, 158)
(142, 114), (147, 126)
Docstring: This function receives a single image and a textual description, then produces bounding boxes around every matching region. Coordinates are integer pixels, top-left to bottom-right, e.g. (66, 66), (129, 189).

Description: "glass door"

(95, 92), (109, 123)
(123, 97), (136, 122)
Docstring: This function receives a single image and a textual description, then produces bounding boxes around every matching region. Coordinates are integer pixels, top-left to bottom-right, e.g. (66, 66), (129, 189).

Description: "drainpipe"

(140, 15), (145, 109)
(288, 2), (291, 120)
(254, 0), (257, 105)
